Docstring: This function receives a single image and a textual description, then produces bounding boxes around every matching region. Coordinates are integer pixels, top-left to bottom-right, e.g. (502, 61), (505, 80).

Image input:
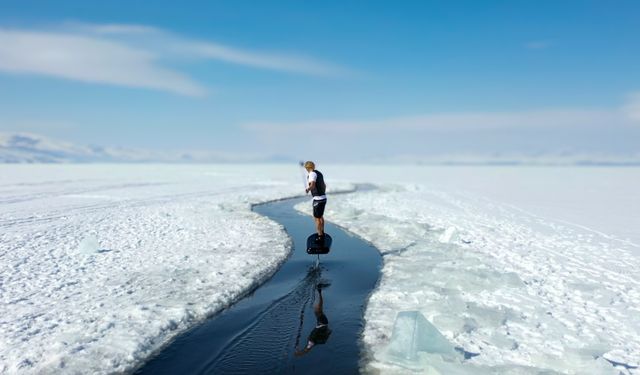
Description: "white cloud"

(622, 92), (640, 123)
(186, 42), (346, 76)
(243, 108), (625, 136)
(81, 23), (346, 76)
(74, 23), (161, 35)
(241, 99), (640, 160)
(0, 29), (207, 96)
(70, 23), (348, 76)
(0, 23), (346, 96)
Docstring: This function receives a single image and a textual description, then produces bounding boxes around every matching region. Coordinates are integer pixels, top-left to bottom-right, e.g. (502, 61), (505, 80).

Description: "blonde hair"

(304, 161), (315, 169)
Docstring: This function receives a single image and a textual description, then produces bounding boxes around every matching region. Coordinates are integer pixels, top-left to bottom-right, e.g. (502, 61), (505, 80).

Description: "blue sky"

(0, 1), (639, 162)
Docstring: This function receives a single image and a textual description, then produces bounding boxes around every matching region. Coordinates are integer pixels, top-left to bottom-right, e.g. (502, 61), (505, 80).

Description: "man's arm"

(306, 171), (317, 194)
(306, 180), (316, 194)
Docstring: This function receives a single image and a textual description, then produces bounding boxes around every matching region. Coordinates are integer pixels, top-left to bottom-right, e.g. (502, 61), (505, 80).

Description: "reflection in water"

(202, 266), (335, 373)
(204, 266), (330, 374)
(295, 277), (332, 357)
(136, 194), (381, 375)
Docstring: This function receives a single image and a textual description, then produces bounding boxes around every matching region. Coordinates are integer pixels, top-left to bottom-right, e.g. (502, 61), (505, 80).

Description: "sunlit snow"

(2, 164), (638, 374)
(0, 164), (352, 374)
(300, 165), (640, 374)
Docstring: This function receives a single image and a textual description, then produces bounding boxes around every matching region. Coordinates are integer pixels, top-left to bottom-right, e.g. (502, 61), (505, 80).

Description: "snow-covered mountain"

(0, 133), (293, 163)
(0, 133), (151, 163)
(374, 151), (640, 166)
(2, 132), (638, 165)
(1, 133), (86, 163)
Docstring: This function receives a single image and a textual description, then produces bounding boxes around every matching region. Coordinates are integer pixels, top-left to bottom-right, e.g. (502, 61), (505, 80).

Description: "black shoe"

(315, 235), (324, 243)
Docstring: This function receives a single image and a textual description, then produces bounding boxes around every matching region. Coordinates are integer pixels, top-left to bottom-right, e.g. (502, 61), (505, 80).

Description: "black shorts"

(312, 199), (327, 218)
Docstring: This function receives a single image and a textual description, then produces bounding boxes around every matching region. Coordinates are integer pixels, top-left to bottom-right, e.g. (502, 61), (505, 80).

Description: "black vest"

(311, 170), (326, 197)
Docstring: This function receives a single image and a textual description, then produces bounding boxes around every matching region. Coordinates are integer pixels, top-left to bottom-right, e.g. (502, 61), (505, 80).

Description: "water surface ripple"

(135, 192), (382, 374)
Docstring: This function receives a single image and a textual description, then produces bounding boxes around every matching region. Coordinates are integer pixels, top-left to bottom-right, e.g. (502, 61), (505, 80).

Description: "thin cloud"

(186, 42), (346, 76)
(241, 100), (640, 161)
(622, 92), (640, 123)
(0, 29), (207, 96)
(72, 22), (348, 76)
(0, 23), (347, 96)
(243, 108), (626, 136)
(78, 23), (161, 35)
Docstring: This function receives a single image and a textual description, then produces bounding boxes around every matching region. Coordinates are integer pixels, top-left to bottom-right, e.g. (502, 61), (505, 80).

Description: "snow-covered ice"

(0, 164), (351, 374)
(298, 165), (640, 374)
(2, 163), (639, 374)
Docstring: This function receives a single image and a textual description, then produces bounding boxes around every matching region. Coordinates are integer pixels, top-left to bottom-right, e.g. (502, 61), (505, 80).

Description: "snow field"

(0, 164), (351, 374)
(2, 163), (637, 375)
(297, 179), (640, 374)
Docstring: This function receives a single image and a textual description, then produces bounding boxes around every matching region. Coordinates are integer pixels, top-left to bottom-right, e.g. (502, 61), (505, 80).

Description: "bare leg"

(314, 289), (324, 316)
(315, 217), (324, 236)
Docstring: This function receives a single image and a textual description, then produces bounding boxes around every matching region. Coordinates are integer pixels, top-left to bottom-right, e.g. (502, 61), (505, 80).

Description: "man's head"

(304, 161), (315, 171)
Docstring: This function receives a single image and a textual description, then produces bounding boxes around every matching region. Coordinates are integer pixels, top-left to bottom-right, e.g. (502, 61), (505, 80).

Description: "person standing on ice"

(304, 161), (327, 242)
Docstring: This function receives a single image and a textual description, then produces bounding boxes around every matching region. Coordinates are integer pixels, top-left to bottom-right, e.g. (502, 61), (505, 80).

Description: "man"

(303, 161), (327, 241)
(295, 284), (331, 357)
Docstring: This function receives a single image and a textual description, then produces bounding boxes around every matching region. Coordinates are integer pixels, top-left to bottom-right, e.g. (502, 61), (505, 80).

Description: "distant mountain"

(375, 152), (640, 166)
(2, 132), (637, 165)
(0, 133), (296, 164)
(0, 133), (107, 163)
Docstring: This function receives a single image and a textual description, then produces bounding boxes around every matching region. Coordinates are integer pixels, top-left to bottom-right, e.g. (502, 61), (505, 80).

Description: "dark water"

(135, 195), (382, 374)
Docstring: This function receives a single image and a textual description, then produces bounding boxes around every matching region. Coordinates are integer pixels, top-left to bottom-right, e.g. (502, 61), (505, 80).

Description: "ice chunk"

(438, 226), (456, 243)
(382, 311), (459, 370)
(78, 235), (99, 254)
(490, 331), (518, 350)
(432, 315), (478, 334)
(533, 349), (620, 375)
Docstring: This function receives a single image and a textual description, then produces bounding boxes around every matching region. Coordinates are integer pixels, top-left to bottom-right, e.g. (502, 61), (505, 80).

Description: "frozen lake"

(1, 164), (638, 374)
(135, 193), (381, 374)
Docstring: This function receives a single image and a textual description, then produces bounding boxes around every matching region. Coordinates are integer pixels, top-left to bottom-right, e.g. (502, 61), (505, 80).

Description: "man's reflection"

(295, 283), (331, 356)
